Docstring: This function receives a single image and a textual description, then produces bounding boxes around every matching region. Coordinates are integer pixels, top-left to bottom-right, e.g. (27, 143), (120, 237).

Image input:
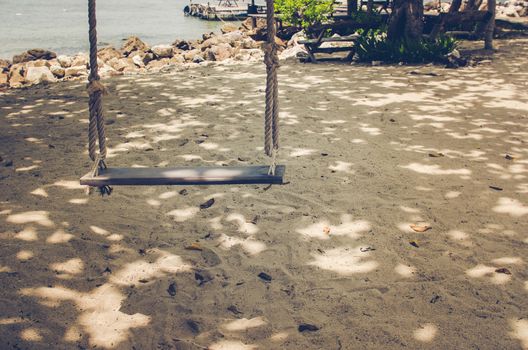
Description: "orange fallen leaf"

(410, 224), (431, 232)
(185, 243), (203, 251)
(323, 226), (331, 235)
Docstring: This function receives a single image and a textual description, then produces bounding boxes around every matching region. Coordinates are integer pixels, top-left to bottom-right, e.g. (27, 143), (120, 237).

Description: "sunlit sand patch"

(7, 211), (54, 227)
(46, 229), (74, 244)
(446, 229), (470, 241)
(493, 197), (528, 217)
(359, 124), (381, 136)
(167, 207), (200, 222)
(209, 216), (224, 230)
(289, 148), (316, 157)
(209, 340), (257, 350)
(445, 191), (461, 199)
(401, 163), (471, 176)
(146, 199), (161, 207)
(90, 225), (110, 236)
(21, 284), (150, 348)
(466, 264), (511, 284)
(21, 328), (43, 341)
(509, 319), (528, 349)
(491, 257), (523, 265)
(17, 250), (34, 261)
(308, 247), (378, 275)
(353, 92), (432, 107)
(446, 132), (483, 140)
(297, 215), (370, 240)
(110, 252), (191, 286)
(15, 227), (38, 241)
(222, 317), (267, 331)
(69, 198), (88, 205)
(0, 265), (13, 273)
(226, 213), (259, 235)
(15, 165), (40, 172)
(329, 161), (355, 174)
(159, 191), (178, 199)
(30, 188), (48, 197)
(50, 258), (84, 277)
(400, 206), (420, 214)
(413, 323), (438, 342)
(394, 263), (416, 278)
(0, 317), (25, 325)
(270, 332), (289, 341)
(217, 234), (267, 255)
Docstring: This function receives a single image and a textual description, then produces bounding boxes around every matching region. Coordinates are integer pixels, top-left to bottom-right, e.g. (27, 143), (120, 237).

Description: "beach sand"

(0, 38), (527, 350)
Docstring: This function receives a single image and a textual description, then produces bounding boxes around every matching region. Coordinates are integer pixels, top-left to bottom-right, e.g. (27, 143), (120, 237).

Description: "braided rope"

(86, 0), (111, 195)
(264, 0), (280, 173)
(87, 0), (107, 161)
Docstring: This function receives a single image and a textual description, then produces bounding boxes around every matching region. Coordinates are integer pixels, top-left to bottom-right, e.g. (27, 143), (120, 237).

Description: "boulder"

(202, 32), (215, 41)
(98, 47), (122, 62)
(192, 55), (205, 63)
(183, 49), (202, 61)
(142, 52), (155, 65)
(57, 55), (73, 68)
(241, 37), (260, 49)
(122, 36), (149, 56)
(0, 59), (11, 72)
(170, 55), (185, 64)
(71, 54), (88, 67)
(279, 45), (308, 61)
(50, 65), (65, 78)
(0, 72), (8, 87)
(25, 59), (52, 68)
(173, 39), (193, 51)
(132, 54), (145, 67)
(275, 36), (287, 49)
(107, 57), (130, 72)
(13, 49), (56, 64)
(207, 43), (233, 61)
(201, 37), (220, 50)
(65, 66), (87, 77)
(221, 23), (239, 34)
(25, 66), (56, 84)
(99, 64), (120, 77)
(152, 45), (174, 59)
(222, 31), (245, 46)
(27, 49), (57, 60)
(8, 64), (26, 88)
(147, 58), (171, 70)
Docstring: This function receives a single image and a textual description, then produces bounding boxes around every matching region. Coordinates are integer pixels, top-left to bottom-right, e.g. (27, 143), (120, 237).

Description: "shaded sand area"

(1, 39), (527, 350)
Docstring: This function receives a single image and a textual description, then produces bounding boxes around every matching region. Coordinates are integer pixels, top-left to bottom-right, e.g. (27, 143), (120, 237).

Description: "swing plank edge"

(80, 165), (286, 186)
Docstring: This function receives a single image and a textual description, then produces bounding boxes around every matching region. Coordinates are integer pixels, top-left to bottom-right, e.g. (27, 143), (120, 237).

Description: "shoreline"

(0, 19), (305, 90)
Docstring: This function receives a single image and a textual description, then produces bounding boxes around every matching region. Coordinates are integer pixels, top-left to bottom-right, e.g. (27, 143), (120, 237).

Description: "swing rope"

(264, 0), (280, 175)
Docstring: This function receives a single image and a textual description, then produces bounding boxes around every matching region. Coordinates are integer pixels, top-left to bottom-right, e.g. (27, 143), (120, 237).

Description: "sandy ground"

(0, 38), (527, 350)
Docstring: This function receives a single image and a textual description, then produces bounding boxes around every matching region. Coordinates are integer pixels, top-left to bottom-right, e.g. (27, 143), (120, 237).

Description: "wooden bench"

(298, 33), (360, 63)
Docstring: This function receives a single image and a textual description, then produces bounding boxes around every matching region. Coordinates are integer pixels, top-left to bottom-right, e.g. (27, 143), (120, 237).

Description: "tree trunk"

(347, 0), (358, 15)
(449, 0), (463, 13)
(367, 0), (374, 12)
(484, 0), (496, 49)
(388, 0), (424, 41)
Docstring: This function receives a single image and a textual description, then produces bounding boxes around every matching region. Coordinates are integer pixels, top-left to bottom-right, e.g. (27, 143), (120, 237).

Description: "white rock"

(132, 54), (145, 67)
(25, 66), (56, 84)
(65, 66), (87, 77)
(279, 45), (308, 60)
(57, 55), (72, 68)
(152, 45), (174, 58)
(50, 65), (65, 78)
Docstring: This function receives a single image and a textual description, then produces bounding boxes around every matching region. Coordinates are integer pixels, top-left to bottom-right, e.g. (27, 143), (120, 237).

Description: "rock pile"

(0, 20), (307, 89)
(495, 0), (528, 17)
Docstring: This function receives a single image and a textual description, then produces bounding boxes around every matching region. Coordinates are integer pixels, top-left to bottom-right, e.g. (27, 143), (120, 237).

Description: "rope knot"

(87, 80), (108, 96)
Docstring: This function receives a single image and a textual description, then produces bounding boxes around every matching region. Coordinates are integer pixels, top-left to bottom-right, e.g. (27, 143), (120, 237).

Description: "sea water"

(0, 0), (232, 59)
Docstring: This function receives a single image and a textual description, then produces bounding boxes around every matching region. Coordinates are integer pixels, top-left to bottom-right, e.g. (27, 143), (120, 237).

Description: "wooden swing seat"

(80, 165), (285, 186)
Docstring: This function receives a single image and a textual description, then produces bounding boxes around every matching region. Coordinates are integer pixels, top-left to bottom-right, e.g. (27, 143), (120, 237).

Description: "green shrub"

(275, 0), (334, 30)
(354, 29), (458, 64)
